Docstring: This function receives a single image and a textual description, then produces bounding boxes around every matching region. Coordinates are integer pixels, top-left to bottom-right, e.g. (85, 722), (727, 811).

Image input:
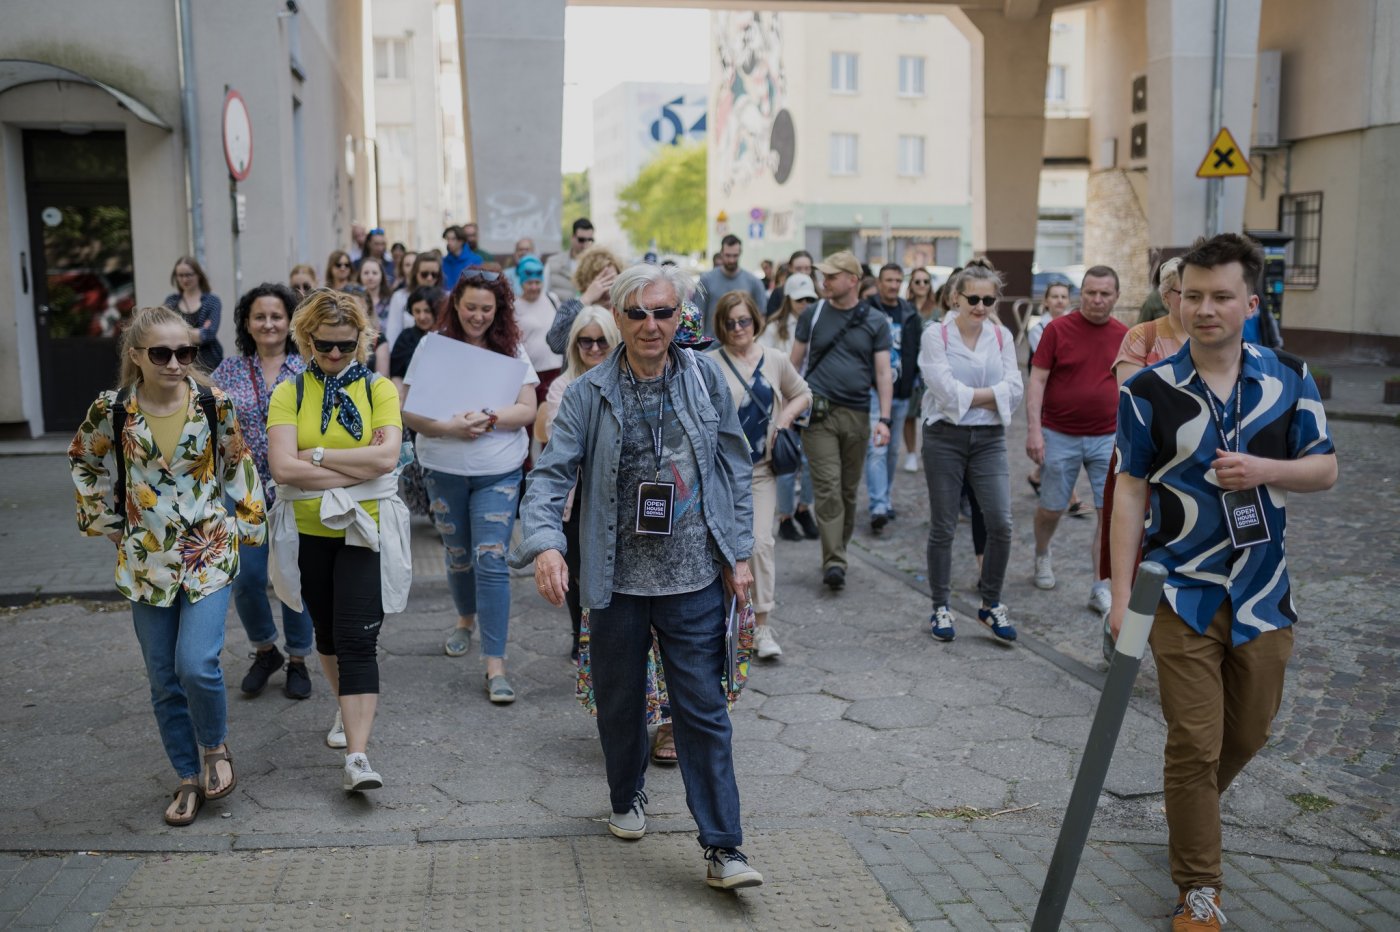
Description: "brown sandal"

(650, 724), (678, 766)
(201, 747), (237, 800)
(164, 783), (203, 827)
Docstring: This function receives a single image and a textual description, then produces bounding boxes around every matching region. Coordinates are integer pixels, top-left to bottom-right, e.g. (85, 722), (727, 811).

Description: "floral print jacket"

(68, 379), (267, 606)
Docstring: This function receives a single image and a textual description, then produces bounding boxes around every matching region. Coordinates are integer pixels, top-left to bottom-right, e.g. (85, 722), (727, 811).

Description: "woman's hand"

(581, 267), (618, 307)
(446, 411), (492, 441)
(534, 549), (569, 607)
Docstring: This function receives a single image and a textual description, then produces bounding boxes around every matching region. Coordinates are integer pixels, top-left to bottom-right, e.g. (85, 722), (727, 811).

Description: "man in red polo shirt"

(1025, 266), (1128, 616)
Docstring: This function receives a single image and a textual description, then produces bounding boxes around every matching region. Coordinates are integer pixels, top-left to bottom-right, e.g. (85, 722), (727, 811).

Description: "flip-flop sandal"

(201, 747), (237, 800)
(1067, 500), (1090, 518)
(164, 783), (203, 827)
(1026, 476), (1041, 495)
(650, 726), (678, 766)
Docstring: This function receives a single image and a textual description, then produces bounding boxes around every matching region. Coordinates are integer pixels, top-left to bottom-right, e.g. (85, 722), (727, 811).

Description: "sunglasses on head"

(724, 317), (754, 331)
(143, 345), (198, 366)
(460, 269), (501, 283)
(961, 294), (998, 307)
(622, 305), (679, 321)
(312, 338), (359, 354)
(576, 336), (610, 351)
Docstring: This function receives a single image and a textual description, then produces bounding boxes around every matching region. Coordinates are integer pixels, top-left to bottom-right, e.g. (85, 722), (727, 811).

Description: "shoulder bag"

(718, 348), (803, 476)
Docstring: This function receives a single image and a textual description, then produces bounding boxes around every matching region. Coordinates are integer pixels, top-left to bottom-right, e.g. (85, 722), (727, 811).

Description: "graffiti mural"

(714, 12), (795, 197)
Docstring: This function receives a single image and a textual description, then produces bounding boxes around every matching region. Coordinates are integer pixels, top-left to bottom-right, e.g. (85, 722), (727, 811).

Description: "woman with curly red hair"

(402, 269), (539, 703)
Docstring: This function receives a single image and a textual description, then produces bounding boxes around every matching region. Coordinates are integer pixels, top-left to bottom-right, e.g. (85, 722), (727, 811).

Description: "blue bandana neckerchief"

(308, 360), (368, 440)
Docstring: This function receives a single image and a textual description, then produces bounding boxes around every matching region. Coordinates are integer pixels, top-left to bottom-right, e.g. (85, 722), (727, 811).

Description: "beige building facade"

(0, 0), (374, 436)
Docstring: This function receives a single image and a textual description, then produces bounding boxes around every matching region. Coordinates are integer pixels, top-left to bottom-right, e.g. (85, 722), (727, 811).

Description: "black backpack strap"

(805, 303), (868, 382)
(112, 388), (131, 525)
(197, 386), (221, 481)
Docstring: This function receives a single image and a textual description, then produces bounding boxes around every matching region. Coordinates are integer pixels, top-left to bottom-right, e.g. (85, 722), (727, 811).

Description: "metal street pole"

(1031, 562), (1168, 932)
(1205, 0), (1227, 235)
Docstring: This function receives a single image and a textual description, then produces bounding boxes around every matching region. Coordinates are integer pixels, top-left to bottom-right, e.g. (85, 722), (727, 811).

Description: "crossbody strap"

(717, 349), (771, 424)
(805, 301), (867, 381)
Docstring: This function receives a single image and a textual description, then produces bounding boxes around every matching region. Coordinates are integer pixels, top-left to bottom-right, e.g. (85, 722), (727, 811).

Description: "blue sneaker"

(978, 603), (1017, 642)
(929, 606), (956, 641)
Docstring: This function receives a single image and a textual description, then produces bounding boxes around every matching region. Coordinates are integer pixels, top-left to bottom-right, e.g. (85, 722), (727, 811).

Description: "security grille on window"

(1279, 192), (1322, 287)
(374, 38), (409, 81)
(899, 56), (925, 97)
(898, 136), (925, 177)
(829, 133), (858, 175)
(830, 52), (859, 93)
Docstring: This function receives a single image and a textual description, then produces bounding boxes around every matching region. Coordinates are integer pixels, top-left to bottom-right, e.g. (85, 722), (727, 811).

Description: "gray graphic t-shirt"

(613, 370), (719, 595)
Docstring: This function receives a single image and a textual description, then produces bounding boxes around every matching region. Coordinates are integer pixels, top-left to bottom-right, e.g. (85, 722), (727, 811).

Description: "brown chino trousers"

(1149, 599), (1294, 892)
(803, 404), (870, 572)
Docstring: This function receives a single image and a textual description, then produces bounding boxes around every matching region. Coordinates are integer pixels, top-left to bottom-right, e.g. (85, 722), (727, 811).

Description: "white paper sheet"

(402, 332), (529, 421)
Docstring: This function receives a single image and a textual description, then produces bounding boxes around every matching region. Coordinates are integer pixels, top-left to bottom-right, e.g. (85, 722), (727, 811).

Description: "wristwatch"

(484, 409), (499, 432)
(311, 446), (325, 467)
(878, 417), (893, 428)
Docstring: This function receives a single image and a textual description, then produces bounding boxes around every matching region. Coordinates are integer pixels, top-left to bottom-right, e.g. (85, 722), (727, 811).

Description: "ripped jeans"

(422, 467), (521, 659)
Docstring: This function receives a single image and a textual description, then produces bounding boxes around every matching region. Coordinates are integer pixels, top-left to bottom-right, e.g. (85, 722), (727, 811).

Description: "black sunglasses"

(143, 345), (198, 366)
(576, 336), (610, 351)
(418, 270), (441, 280)
(961, 294), (998, 307)
(912, 278), (931, 286)
(622, 306), (679, 321)
(461, 268), (501, 283)
(725, 317), (754, 331)
(334, 261), (352, 269)
(576, 236), (595, 244)
(312, 338), (359, 354)
(792, 296), (816, 304)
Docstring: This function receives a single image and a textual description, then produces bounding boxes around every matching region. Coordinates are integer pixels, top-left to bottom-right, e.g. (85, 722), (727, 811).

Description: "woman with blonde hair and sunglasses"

(69, 306), (266, 826)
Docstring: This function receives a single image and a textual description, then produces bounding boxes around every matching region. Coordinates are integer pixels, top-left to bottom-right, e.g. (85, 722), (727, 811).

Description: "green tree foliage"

(560, 170), (590, 248)
(616, 143), (706, 255)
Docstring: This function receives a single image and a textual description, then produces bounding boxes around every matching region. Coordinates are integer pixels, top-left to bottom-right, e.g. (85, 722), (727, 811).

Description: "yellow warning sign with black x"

(1196, 127), (1251, 178)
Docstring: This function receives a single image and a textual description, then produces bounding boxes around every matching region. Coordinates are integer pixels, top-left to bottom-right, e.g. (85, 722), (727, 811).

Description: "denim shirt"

(510, 345), (754, 610)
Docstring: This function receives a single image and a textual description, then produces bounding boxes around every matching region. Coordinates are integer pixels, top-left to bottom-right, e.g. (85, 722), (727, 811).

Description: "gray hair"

(1157, 256), (1183, 295)
(611, 262), (694, 312)
(951, 263), (1005, 298)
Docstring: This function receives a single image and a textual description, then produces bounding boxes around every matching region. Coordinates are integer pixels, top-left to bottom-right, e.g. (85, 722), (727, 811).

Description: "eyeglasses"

(576, 336), (610, 351)
(622, 305), (679, 321)
(143, 345), (198, 366)
(461, 269), (500, 283)
(961, 294), (998, 307)
(724, 317), (754, 331)
(312, 338), (359, 354)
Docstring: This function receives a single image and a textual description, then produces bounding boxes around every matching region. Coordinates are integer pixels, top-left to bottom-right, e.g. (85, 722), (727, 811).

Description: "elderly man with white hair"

(511, 262), (763, 890)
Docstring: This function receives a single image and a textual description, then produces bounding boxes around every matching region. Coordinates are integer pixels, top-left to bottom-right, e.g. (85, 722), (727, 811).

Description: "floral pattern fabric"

(69, 378), (267, 606)
(211, 354), (305, 505)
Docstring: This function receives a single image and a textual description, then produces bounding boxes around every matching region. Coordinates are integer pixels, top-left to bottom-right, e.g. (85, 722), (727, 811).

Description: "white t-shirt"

(407, 344), (539, 477)
(383, 290), (413, 348)
(515, 292), (564, 373)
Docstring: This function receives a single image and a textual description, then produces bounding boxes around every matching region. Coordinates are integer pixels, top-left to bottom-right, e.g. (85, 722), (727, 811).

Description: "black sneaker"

(283, 660), (312, 700)
(240, 646), (284, 696)
(871, 513), (890, 534)
(823, 566), (846, 590)
(795, 508), (820, 540)
(778, 517), (803, 542)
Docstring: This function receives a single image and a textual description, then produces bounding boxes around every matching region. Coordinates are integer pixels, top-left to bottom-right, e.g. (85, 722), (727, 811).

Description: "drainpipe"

(176, 0), (205, 263)
(1205, 0), (1227, 236)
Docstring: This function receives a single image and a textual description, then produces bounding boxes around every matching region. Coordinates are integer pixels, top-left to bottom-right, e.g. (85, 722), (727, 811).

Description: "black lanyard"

(1195, 366), (1244, 454)
(624, 357), (669, 480)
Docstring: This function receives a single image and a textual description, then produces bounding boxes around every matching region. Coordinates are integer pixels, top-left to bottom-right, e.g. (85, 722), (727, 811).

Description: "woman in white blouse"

(918, 264), (1023, 644)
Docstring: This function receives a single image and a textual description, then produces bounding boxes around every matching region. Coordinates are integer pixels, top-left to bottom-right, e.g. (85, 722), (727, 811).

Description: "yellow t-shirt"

(267, 373), (402, 537)
(141, 405), (189, 464)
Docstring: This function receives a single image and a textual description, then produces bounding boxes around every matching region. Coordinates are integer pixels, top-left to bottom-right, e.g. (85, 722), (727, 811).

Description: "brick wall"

(1084, 168), (1151, 312)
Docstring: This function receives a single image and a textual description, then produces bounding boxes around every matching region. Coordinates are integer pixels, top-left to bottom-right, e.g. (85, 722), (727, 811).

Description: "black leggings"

(563, 506), (583, 643)
(297, 534), (383, 696)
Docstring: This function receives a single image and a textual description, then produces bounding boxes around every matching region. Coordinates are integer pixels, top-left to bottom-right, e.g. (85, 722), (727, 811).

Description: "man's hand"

(1026, 429), (1045, 466)
(722, 560), (753, 605)
(533, 549), (569, 607)
(872, 422), (891, 447)
(1212, 449), (1272, 491)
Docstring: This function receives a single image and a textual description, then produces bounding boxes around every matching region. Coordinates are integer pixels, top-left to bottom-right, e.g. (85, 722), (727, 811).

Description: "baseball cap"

(516, 255), (544, 280)
(784, 273), (817, 301)
(816, 250), (861, 278)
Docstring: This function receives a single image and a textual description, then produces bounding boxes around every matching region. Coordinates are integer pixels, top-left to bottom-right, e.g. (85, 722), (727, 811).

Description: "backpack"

(112, 385), (219, 527)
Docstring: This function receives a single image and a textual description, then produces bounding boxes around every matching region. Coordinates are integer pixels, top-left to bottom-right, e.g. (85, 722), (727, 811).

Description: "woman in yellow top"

(68, 306), (266, 827)
(267, 289), (405, 794)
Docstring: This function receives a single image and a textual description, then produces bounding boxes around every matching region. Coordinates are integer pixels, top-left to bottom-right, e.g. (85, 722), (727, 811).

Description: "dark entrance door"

(24, 131), (134, 432)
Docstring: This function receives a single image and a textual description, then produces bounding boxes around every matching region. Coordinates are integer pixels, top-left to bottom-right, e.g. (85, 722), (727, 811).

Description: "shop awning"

(0, 59), (171, 130)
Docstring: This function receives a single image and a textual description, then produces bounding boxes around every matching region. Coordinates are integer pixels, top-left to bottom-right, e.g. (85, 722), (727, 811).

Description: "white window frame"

(898, 56), (926, 98)
(830, 52), (859, 94)
(829, 133), (858, 176)
(1046, 64), (1067, 103)
(898, 135), (925, 177)
(374, 38), (410, 81)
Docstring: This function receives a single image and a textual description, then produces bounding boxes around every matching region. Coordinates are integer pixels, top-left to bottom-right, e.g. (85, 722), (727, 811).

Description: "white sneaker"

(343, 753), (382, 791)
(755, 625), (782, 660)
(326, 709), (347, 749)
(704, 847), (764, 890)
(607, 790), (647, 840)
(1088, 585), (1112, 616)
(1034, 553), (1056, 590)
(902, 453), (919, 473)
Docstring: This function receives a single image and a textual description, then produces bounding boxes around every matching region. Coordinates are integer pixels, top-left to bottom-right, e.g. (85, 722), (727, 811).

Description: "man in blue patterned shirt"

(1108, 233), (1337, 931)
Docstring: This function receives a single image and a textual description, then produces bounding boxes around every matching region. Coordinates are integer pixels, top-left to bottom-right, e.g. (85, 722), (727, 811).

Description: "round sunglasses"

(142, 345), (198, 366)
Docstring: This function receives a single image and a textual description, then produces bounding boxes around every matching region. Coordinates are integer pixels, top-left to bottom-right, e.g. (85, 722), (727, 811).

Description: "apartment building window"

(1046, 65), (1067, 103)
(830, 52), (859, 93)
(898, 135), (925, 177)
(377, 125), (416, 187)
(1279, 191), (1322, 287)
(829, 133), (858, 175)
(898, 56), (925, 97)
(374, 38), (410, 81)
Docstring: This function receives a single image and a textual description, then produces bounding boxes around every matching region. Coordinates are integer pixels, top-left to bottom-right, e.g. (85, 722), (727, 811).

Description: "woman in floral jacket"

(69, 306), (266, 827)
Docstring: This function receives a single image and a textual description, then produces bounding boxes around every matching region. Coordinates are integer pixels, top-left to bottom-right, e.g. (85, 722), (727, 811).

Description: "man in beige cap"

(790, 251), (894, 590)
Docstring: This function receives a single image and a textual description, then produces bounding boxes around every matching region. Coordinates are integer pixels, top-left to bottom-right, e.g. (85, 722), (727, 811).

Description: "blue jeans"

(423, 467), (520, 659)
(866, 392), (910, 517)
(775, 453), (814, 515)
(588, 576), (742, 848)
(130, 586), (233, 778)
(231, 537), (314, 656)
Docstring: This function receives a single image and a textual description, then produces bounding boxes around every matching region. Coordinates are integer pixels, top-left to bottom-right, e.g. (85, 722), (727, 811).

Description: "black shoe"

(795, 509), (820, 540)
(871, 513), (890, 534)
(823, 566), (846, 590)
(240, 646), (284, 696)
(283, 660), (312, 700)
(778, 517), (802, 542)
(570, 636), (581, 663)
(887, 509), (897, 522)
